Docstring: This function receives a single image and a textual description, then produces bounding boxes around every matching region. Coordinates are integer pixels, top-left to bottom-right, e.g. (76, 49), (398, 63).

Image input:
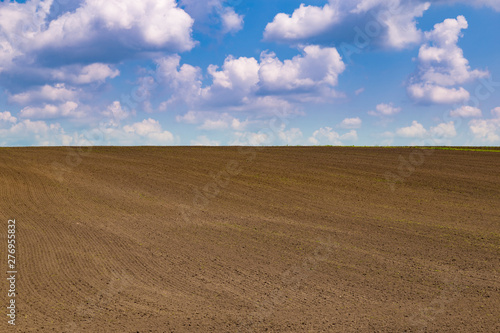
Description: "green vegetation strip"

(414, 147), (500, 152)
(316, 146), (500, 152)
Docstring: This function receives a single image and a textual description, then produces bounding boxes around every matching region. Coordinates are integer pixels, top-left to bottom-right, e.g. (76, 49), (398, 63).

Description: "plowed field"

(0, 147), (499, 332)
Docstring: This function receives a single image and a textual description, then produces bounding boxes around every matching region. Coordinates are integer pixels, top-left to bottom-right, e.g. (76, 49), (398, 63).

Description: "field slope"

(0, 147), (499, 332)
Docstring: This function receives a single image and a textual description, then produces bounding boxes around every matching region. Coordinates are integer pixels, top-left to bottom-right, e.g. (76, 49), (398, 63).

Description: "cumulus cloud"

(491, 107), (500, 118)
(230, 131), (271, 146)
(154, 55), (204, 109)
(0, 117), (70, 146)
(449, 106), (482, 118)
(19, 101), (83, 119)
(198, 119), (229, 131)
(368, 103), (401, 116)
(221, 7), (244, 34)
(466, 106), (500, 143)
(52, 63), (120, 85)
(102, 101), (130, 126)
(308, 127), (357, 145)
(468, 118), (500, 142)
(207, 45), (345, 105)
(258, 45), (345, 95)
(264, 0), (430, 49)
(407, 16), (488, 104)
(429, 121), (457, 138)
(0, 111), (17, 124)
(407, 85), (470, 105)
(124, 118), (161, 136)
(156, 46), (345, 114)
(0, 1), (194, 128)
(176, 111), (251, 131)
(42, 117), (179, 146)
(122, 118), (175, 145)
(35, 0), (194, 58)
(9, 83), (78, 105)
(0, 0), (194, 109)
(207, 55), (259, 102)
(264, 3), (339, 42)
(396, 120), (457, 139)
(191, 135), (220, 146)
(0, 0), (195, 71)
(264, 1), (500, 49)
(277, 125), (303, 145)
(439, 0), (500, 11)
(180, 0), (244, 35)
(354, 87), (365, 96)
(396, 120), (427, 138)
(340, 117), (362, 129)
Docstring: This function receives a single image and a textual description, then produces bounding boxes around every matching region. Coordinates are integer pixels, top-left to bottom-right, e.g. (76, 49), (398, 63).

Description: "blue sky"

(1, 0), (499, 146)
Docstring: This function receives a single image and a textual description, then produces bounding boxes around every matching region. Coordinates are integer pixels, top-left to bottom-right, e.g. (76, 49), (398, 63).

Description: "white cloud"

(429, 121), (457, 138)
(438, 0), (500, 12)
(176, 111), (251, 131)
(491, 107), (500, 118)
(474, 0), (500, 11)
(469, 118), (500, 142)
(35, 0), (194, 51)
(449, 106), (482, 118)
(396, 120), (427, 138)
(180, 0), (244, 35)
(396, 120), (457, 139)
(53, 63), (120, 84)
(231, 118), (251, 131)
(341, 129), (358, 141)
(221, 7), (244, 34)
(308, 127), (357, 145)
(0, 118), (69, 146)
(264, 3), (339, 41)
(191, 135), (220, 146)
(157, 46), (345, 114)
(230, 131), (271, 146)
(258, 45), (345, 95)
(102, 101), (130, 126)
(206, 45), (346, 102)
(354, 88), (365, 96)
(0, 0), (52, 72)
(122, 118), (175, 145)
(407, 16), (488, 104)
(368, 103), (401, 116)
(19, 101), (82, 119)
(264, 1), (500, 49)
(124, 118), (161, 136)
(155, 55), (203, 106)
(208, 55), (259, 92)
(378, 1), (431, 49)
(264, 1), (430, 49)
(199, 119), (229, 130)
(407, 84), (470, 104)
(175, 110), (199, 124)
(0, 111), (17, 124)
(277, 125), (303, 145)
(0, 0), (195, 75)
(340, 117), (362, 129)
(9, 83), (78, 105)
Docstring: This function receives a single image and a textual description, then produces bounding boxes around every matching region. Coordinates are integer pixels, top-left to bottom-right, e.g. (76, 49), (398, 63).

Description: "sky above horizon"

(1, 0), (500, 146)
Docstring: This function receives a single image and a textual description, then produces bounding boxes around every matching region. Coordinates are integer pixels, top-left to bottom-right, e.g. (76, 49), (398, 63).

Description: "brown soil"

(0, 147), (499, 332)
